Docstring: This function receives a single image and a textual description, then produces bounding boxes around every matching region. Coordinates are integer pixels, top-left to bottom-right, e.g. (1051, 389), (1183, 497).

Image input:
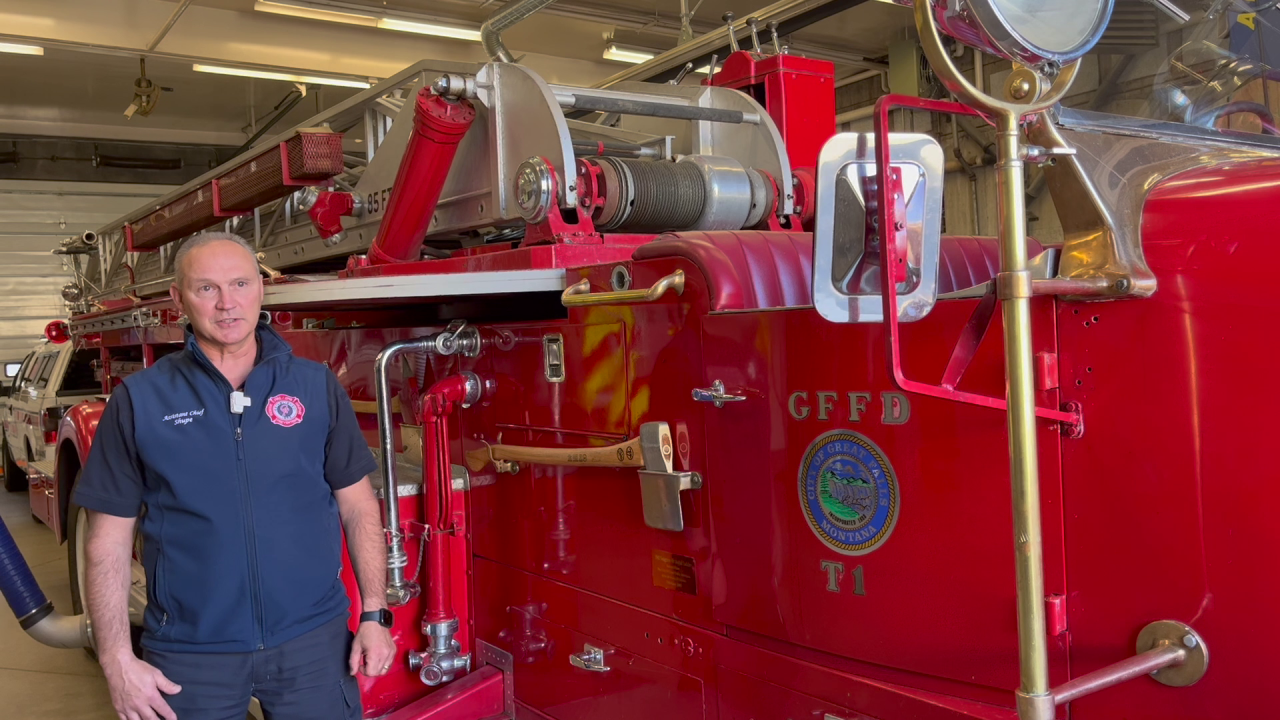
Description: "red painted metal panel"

(472, 322), (631, 436)
(710, 51), (836, 171)
(1055, 158), (1280, 719)
(473, 558), (709, 720)
(718, 665), (877, 720)
(386, 666), (504, 720)
(467, 262), (724, 630)
(699, 300), (1067, 697)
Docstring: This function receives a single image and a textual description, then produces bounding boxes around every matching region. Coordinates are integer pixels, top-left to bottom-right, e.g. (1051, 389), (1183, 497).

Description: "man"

(72, 232), (397, 720)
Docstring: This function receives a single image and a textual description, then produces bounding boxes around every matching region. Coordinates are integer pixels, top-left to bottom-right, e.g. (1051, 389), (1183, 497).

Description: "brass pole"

(994, 109), (1053, 719)
(908, 7), (1080, 718)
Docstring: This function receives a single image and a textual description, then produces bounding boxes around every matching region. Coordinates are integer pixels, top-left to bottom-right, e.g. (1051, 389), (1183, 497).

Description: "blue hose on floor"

(0, 511), (53, 627)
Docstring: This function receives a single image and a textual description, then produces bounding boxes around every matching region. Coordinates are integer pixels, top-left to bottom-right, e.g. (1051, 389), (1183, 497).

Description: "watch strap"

(359, 609), (392, 628)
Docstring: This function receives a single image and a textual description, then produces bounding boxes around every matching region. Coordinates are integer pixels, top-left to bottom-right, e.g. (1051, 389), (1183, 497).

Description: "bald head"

(169, 232), (264, 355)
(174, 232), (257, 290)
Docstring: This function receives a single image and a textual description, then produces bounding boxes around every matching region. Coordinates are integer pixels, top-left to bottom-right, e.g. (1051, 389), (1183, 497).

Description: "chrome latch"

(451, 464), (470, 492)
(636, 422), (702, 532)
(1021, 145), (1077, 165)
(692, 380), (746, 408)
(569, 644), (610, 672)
(435, 320), (481, 357)
(543, 334), (565, 383)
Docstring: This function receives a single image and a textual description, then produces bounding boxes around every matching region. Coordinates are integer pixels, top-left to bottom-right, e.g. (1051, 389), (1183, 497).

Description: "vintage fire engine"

(0, 0), (1272, 717)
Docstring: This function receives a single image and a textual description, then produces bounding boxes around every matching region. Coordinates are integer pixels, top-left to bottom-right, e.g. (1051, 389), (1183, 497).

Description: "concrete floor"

(0, 487), (117, 719)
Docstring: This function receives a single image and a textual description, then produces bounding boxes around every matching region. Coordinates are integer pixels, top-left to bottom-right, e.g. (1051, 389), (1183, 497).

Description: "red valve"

(308, 190), (357, 240)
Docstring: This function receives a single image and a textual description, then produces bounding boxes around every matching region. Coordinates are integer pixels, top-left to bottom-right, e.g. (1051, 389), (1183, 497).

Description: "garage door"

(0, 179), (171, 368)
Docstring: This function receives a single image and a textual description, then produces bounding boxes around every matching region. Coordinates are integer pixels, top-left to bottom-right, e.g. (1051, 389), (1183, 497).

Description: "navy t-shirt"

(74, 370), (376, 519)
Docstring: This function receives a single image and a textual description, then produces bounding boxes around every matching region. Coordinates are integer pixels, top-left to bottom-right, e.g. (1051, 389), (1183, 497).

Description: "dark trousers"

(142, 615), (362, 720)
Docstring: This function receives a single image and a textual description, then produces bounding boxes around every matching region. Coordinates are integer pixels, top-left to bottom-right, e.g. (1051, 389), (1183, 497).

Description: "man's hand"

(349, 622), (397, 677)
(101, 652), (182, 720)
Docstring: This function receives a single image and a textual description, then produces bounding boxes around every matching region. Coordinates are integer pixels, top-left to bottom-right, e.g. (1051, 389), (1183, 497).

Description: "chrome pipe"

(1054, 644), (1187, 705)
(374, 337), (434, 606)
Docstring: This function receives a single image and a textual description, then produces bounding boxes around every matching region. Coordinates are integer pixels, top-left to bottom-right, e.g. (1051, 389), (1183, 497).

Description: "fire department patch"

(798, 430), (898, 556)
(265, 394), (306, 428)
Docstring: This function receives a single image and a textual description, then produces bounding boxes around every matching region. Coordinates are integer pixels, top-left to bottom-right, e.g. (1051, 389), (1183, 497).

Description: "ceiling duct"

(1095, 0), (1162, 53)
(481, 0), (561, 63)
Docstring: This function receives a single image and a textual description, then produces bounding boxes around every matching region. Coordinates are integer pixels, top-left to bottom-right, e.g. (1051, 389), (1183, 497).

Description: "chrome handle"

(569, 644), (610, 672)
(692, 380), (746, 408)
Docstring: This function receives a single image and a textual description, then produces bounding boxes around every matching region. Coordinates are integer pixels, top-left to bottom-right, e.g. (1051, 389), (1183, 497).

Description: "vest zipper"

(234, 412), (267, 650)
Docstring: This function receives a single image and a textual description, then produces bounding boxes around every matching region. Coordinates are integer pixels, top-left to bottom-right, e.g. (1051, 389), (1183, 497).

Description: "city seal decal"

(798, 430), (898, 555)
(265, 394), (306, 428)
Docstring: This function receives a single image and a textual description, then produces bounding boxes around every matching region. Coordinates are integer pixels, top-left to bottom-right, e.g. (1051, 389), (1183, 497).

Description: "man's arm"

(86, 511), (181, 720)
(335, 478), (397, 677)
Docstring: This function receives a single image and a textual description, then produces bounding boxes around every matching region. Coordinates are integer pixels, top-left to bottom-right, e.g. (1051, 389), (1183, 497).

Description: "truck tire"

(2, 439), (25, 493)
(67, 474), (144, 658)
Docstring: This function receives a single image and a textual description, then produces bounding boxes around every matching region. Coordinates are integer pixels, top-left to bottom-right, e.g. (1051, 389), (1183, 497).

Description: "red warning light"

(45, 320), (70, 344)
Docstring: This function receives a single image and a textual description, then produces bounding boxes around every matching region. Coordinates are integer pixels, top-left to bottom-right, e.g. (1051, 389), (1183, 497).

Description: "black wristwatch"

(360, 609), (394, 629)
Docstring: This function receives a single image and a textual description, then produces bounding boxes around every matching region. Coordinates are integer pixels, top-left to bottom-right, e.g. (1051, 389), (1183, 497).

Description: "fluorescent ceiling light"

(376, 17), (482, 42)
(192, 63), (371, 89)
(254, 0), (376, 26)
(253, 0), (481, 42)
(0, 42), (44, 56)
(603, 43), (656, 64)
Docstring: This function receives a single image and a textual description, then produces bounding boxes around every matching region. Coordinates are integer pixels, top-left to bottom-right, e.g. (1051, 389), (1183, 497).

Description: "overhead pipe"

(0, 513), (92, 649)
(835, 68), (888, 90)
(481, 0), (562, 64)
(367, 86), (475, 265)
(596, 0), (874, 87)
(409, 372), (481, 687)
(145, 0), (194, 52)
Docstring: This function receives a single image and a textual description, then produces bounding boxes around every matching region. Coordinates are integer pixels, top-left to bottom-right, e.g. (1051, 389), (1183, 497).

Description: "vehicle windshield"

(1105, 1), (1280, 137)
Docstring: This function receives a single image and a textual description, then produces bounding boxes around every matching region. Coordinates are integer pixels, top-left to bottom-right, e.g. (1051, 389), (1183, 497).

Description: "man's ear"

(169, 283), (184, 315)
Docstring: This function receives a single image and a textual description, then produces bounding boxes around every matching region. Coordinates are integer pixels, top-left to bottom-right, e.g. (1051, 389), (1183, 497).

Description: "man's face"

(170, 241), (264, 352)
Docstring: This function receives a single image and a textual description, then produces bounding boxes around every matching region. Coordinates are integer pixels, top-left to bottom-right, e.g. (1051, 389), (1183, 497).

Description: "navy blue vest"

(125, 324), (348, 652)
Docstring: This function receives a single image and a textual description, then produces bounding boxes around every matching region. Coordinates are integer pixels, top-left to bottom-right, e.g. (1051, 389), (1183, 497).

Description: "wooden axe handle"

(465, 436), (645, 472)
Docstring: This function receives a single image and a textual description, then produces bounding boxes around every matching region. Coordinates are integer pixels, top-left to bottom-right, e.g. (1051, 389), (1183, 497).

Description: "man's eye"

(200, 285), (213, 292)
(237, 280), (247, 288)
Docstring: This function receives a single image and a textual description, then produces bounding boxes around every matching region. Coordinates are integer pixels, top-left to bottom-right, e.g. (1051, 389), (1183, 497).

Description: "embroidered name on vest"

(163, 409), (206, 426)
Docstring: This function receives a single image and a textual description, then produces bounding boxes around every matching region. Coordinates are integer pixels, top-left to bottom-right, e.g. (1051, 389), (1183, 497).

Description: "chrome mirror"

(812, 133), (945, 324)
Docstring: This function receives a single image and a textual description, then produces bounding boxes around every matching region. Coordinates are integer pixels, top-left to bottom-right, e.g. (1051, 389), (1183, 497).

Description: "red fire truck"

(0, 0), (1270, 718)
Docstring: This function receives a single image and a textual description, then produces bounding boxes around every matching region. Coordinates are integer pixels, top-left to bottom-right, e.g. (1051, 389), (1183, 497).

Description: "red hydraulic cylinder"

(368, 90), (476, 265)
(421, 374), (471, 625)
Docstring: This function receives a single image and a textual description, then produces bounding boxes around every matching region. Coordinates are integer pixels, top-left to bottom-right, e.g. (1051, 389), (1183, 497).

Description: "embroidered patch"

(265, 394), (305, 428)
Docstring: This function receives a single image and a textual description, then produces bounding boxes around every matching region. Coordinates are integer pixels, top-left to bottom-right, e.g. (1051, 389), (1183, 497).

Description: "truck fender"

(54, 401), (105, 544)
